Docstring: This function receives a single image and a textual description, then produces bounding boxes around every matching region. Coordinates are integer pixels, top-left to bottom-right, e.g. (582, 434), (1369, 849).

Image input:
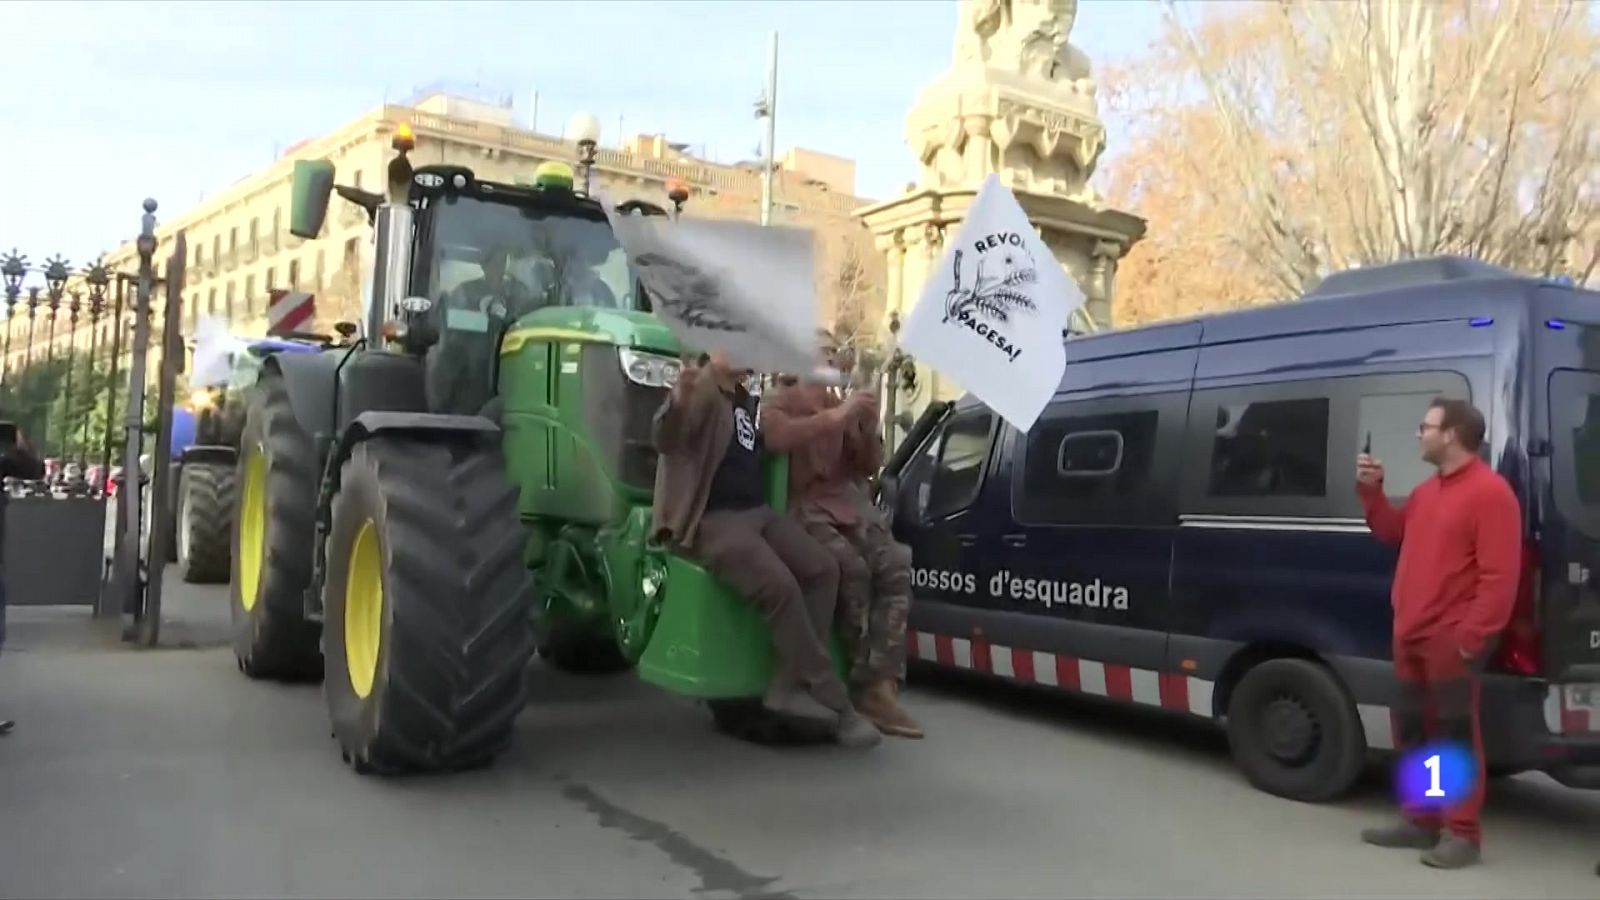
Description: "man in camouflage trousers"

(762, 336), (923, 739)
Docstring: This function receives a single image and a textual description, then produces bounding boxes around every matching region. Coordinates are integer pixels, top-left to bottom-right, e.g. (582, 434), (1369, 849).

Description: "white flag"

(607, 212), (823, 378)
(899, 174), (1085, 433)
(189, 315), (249, 388)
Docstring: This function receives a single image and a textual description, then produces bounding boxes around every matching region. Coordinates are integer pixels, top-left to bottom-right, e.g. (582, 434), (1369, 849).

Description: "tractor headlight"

(641, 554), (666, 600)
(188, 387), (219, 411)
(619, 348), (682, 389)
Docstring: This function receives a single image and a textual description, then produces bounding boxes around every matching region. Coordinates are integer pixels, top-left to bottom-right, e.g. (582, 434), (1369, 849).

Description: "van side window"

(924, 409), (995, 520)
(1016, 408), (1162, 525)
(1208, 398), (1330, 498)
(1357, 391), (1441, 501)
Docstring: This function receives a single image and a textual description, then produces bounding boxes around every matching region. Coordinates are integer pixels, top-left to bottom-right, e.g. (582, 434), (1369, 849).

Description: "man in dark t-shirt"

(651, 353), (881, 749)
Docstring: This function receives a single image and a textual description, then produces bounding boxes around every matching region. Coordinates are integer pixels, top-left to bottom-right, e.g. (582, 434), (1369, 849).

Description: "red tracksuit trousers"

(1392, 636), (1487, 844)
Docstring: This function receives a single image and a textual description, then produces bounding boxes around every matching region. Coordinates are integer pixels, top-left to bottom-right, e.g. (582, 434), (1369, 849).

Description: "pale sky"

(0, 0), (1167, 273)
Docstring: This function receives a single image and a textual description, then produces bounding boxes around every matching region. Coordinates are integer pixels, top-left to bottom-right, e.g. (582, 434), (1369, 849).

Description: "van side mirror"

(290, 160), (336, 239)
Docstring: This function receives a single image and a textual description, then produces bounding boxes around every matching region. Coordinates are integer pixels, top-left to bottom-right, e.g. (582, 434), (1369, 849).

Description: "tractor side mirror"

(290, 159), (336, 239)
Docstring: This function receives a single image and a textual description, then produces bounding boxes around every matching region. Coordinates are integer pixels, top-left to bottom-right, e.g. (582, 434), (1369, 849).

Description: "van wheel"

(1225, 658), (1365, 802)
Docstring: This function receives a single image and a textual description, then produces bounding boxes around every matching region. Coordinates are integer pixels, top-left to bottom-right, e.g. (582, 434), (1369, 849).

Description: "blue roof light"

(1546, 319), (1567, 331)
(1468, 317), (1494, 327)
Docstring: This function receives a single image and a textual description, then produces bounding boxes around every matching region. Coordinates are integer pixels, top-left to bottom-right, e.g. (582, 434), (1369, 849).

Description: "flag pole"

(760, 30), (779, 227)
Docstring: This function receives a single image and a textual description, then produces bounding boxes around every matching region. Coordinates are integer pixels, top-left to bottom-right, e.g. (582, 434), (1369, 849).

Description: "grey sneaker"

(762, 687), (838, 725)
(834, 710), (883, 750)
(1421, 834), (1481, 869)
(1361, 821), (1440, 849)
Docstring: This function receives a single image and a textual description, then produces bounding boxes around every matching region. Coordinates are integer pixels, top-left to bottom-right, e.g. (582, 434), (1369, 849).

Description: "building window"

(225, 281), (236, 319)
(353, 170), (363, 190)
(211, 235), (221, 268)
(207, 287), (218, 317)
(266, 267), (276, 290)
(1208, 397), (1330, 499)
(315, 251), (325, 289)
(249, 219), (259, 255)
(272, 208), (282, 238)
(288, 259), (300, 289)
(244, 275), (256, 314)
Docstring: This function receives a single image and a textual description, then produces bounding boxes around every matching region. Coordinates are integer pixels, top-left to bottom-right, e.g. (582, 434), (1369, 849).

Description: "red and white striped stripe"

(908, 628), (1397, 751)
(266, 290), (315, 336)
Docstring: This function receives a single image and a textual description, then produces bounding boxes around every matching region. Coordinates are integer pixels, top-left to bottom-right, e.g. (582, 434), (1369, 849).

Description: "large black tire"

(230, 369), (322, 681)
(177, 461), (234, 584)
(1225, 658), (1367, 802)
(321, 433), (536, 775)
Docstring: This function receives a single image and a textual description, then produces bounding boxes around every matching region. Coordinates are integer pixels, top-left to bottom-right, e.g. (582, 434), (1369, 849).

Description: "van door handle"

(957, 534), (978, 548)
(1002, 534), (1027, 548)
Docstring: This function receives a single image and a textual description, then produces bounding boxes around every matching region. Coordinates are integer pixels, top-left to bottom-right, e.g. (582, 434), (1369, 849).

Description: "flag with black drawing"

(897, 174), (1084, 433)
(605, 208), (837, 383)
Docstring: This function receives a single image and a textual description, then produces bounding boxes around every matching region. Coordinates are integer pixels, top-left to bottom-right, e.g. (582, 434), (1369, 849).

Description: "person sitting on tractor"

(650, 351), (882, 749)
(765, 334), (924, 739)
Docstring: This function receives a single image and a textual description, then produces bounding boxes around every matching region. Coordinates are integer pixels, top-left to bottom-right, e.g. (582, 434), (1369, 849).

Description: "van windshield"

(1551, 369), (1600, 538)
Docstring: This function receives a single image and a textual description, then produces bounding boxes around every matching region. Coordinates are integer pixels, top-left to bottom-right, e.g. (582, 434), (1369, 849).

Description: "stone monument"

(855, 0), (1145, 413)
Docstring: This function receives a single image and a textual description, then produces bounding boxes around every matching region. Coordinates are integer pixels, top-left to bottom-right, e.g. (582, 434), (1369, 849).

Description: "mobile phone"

(0, 422), (16, 448)
(1362, 431), (1372, 456)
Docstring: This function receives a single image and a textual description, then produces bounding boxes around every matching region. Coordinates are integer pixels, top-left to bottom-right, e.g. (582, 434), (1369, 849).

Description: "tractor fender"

(262, 349), (347, 441)
(177, 445), (237, 468)
(305, 411), (503, 621)
(331, 411), (500, 468)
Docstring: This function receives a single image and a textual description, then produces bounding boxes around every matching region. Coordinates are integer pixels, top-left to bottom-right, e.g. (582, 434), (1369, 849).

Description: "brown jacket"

(764, 380), (884, 527)
(650, 373), (853, 549)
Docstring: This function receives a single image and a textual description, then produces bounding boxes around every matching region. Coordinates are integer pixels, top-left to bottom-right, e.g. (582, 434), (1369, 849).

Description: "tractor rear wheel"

(230, 369), (322, 681)
(321, 433), (536, 775)
(177, 461), (234, 584)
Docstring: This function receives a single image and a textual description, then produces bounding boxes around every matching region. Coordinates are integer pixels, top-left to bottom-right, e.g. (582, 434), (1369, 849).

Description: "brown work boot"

(763, 682), (839, 726)
(858, 680), (924, 739)
(834, 710), (883, 749)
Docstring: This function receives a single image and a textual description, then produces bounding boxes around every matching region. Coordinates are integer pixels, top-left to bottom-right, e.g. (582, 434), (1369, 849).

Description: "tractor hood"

(501, 306), (681, 358)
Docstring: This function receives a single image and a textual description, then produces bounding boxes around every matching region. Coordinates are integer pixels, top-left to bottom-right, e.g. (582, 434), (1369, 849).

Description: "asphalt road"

(3, 579), (1600, 899)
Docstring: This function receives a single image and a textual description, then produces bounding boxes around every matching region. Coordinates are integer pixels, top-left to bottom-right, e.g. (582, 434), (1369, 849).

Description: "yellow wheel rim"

(344, 519), (384, 700)
(238, 447), (267, 612)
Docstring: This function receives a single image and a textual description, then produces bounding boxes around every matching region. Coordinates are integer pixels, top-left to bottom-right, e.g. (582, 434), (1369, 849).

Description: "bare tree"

(1106, 0), (1598, 317)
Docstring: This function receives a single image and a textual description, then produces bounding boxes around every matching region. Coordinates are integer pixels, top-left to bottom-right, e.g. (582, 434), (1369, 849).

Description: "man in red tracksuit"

(1356, 397), (1521, 869)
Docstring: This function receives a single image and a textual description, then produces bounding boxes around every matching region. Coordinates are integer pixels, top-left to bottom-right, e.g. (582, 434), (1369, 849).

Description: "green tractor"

(231, 124), (833, 775)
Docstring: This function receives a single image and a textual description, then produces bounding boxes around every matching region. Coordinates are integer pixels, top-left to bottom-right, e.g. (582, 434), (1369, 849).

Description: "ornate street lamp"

(568, 112), (601, 196)
(1, 250), (26, 383)
(83, 261), (109, 467)
(42, 254), (69, 364)
(59, 289), (82, 459)
(24, 286), (41, 366)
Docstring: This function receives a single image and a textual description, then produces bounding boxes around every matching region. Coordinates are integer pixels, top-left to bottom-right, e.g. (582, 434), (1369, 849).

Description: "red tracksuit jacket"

(1358, 457), (1523, 658)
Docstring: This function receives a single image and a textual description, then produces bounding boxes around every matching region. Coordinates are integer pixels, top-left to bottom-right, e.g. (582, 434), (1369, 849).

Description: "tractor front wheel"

(321, 433), (536, 775)
(230, 369), (322, 681)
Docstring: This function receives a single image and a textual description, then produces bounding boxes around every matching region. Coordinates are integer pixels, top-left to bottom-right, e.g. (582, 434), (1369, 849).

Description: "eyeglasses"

(1417, 421), (1444, 436)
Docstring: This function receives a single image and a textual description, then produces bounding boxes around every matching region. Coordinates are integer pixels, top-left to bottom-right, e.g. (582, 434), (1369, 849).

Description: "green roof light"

(534, 161), (575, 191)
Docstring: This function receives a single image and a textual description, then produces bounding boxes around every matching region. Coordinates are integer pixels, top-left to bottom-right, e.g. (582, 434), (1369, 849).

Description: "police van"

(880, 257), (1600, 802)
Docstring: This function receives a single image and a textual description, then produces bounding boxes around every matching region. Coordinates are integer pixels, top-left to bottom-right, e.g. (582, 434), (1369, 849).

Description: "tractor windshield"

(425, 194), (640, 319)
